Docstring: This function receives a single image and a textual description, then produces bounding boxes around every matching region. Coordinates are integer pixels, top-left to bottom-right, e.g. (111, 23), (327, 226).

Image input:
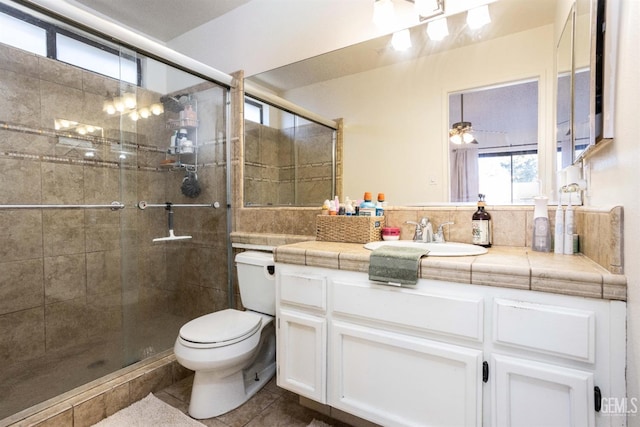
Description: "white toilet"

(174, 251), (276, 419)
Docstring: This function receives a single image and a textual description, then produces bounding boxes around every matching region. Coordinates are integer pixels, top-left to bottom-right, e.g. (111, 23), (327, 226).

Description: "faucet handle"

(434, 222), (454, 243)
(437, 222), (454, 233)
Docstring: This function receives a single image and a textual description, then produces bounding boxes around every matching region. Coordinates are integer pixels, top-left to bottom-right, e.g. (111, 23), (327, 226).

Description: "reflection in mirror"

(573, 0), (604, 162)
(450, 80), (539, 205)
(556, 7), (573, 171)
(243, 96), (336, 207)
(247, 0), (559, 205)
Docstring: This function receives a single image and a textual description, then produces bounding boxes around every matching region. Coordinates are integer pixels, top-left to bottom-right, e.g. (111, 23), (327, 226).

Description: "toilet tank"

(235, 251), (275, 316)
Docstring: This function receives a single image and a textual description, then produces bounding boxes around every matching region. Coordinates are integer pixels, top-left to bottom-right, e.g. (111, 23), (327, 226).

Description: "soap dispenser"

(472, 194), (492, 248)
(532, 196), (551, 252)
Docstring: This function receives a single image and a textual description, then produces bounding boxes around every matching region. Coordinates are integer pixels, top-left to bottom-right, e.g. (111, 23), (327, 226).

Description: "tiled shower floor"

(0, 311), (189, 420)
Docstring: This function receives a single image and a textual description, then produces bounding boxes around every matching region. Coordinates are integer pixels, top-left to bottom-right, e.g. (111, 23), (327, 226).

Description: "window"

(479, 150), (538, 205)
(0, 10), (46, 55)
(244, 98), (264, 124)
(0, 3), (139, 85)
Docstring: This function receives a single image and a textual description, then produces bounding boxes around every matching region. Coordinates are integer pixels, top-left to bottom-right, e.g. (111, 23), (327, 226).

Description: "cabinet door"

(330, 321), (483, 427)
(492, 354), (594, 427)
(277, 309), (326, 403)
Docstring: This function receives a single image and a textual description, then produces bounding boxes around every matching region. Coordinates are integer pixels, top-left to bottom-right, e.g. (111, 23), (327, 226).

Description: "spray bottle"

(532, 196), (551, 252)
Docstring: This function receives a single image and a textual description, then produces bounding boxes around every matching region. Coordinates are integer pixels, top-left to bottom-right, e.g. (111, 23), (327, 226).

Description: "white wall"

(282, 25), (554, 205)
(585, 0), (640, 421)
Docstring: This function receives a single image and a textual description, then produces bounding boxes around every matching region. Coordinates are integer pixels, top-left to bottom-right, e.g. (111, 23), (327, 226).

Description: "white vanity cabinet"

(276, 269), (328, 403)
(275, 264), (626, 427)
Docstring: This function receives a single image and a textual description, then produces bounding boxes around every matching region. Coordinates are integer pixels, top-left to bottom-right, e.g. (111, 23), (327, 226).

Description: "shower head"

(153, 229), (192, 242)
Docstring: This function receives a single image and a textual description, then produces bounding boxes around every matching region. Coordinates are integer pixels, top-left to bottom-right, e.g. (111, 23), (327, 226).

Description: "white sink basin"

(364, 240), (488, 256)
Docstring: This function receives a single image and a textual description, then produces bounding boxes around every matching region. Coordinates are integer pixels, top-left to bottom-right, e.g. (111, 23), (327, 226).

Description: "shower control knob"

(137, 201), (148, 210)
(213, 201), (220, 209)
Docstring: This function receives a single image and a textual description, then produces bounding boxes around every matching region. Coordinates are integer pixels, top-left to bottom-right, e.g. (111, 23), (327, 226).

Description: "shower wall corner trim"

(19, 0), (235, 88)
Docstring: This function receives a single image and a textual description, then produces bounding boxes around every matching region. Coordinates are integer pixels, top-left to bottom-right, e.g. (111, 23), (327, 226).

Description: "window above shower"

(0, 2), (138, 84)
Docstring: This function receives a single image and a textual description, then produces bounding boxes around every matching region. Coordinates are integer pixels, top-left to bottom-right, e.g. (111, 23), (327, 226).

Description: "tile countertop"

(273, 241), (627, 301)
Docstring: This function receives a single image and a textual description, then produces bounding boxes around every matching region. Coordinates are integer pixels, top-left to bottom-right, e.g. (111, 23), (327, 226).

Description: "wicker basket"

(315, 215), (385, 243)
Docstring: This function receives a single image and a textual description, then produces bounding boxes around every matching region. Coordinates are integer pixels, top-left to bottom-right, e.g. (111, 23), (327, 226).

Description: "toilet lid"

(179, 309), (262, 344)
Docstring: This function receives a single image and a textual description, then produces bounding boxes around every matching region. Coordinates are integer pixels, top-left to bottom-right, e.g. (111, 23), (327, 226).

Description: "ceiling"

(71, 0), (251, 42)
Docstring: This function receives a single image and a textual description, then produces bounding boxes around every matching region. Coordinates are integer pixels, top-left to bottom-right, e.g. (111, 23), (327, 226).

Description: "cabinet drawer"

(279, 272), (327, 311)
(331, 279), (484, 342)
(493, 298), (595, 363)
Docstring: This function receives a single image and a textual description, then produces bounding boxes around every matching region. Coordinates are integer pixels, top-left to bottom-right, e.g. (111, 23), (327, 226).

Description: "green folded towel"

(368, 245), (430, 286)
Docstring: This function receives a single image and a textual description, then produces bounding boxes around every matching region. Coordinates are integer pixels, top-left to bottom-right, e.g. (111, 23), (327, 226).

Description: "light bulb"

(391, 29), (412, 51)
(462, 131), (475, 144)
(150, 103), (164, 115)
(114, 97), (125, 112)
(427, 17), (449, 41)
(467, 4), (491, 30)
(129, 111), (140, 121)
(139, 108), (150, 119)
(373, 0), (395, 30)
(123, 93), (137, 109)
(450, 134), (462, 145)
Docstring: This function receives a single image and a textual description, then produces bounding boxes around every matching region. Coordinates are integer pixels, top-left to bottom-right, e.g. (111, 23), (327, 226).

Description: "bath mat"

(308, 420), (332, 427)
(92, 393), (205, 427)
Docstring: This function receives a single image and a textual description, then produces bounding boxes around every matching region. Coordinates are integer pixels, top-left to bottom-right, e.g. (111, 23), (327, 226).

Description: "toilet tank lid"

(235, 250), (274, 266)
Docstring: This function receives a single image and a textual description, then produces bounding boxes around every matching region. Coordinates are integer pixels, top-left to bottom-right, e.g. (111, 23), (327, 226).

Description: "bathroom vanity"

(273, 242), (626, 427)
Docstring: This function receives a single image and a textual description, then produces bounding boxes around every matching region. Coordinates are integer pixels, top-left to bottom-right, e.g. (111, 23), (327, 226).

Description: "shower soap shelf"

(166, 118), (199, 129)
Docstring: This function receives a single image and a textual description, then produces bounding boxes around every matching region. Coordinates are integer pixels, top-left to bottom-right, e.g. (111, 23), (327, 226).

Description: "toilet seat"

(179, 309), (262, 349)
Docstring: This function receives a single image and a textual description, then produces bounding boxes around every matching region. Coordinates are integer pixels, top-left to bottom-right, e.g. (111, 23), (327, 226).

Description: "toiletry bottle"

(376, 193), (385, 216)
(360, 192), (376, 216)
(345, 197), (354, 216)
(321, 199), (330, 215)
(532, 196), (551, 252)
(554, 195), (564, 254)
(472, 194), (492, 248)
(563, 199), (575, 254)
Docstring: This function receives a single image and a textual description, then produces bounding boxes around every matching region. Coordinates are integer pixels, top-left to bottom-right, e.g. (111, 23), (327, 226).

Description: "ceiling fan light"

(427, 17), (448, 41)
(450, 133), (462, 145)
(462, 131), (475, 144)
(467, 4), (491, 30)
(391, 29), (412, 51)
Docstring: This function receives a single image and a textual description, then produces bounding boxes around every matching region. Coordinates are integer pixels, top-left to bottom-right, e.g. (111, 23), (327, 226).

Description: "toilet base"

(188, 360), (276, 419)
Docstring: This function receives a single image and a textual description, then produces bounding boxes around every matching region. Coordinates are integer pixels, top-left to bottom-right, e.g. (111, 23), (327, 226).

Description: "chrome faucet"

(434, 222), (454, 243)
(406, 217), (433, 242)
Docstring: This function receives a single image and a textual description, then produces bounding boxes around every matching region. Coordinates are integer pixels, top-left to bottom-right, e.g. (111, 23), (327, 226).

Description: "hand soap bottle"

(472, 194), (492, 248)
(532, 196), (551, 252)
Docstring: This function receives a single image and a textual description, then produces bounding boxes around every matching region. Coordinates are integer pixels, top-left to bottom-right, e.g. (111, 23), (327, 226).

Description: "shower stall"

(0, 1), (231, 420)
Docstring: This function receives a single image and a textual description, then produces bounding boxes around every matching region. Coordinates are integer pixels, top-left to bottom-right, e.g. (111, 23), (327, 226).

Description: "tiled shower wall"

(243, 120), (334, 207)
(0, 42), (228, 377)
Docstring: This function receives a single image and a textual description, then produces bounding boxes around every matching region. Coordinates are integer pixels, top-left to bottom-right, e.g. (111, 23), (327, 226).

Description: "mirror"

(573, 0), (604, 162)
(450, 79), (539, 204)
(246, 0), (580, 205)
(243, 95), (336, 207)
(556, 6), (574, 170)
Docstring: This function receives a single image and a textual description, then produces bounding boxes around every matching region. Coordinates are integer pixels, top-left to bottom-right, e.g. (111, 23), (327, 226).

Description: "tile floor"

(156, 375), (353, 427)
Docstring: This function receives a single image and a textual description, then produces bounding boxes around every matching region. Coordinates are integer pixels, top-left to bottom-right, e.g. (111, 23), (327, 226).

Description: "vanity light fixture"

(391, 28), (412, 51)
(426, 16), (449, 41)
(373, 0), (444, 29)
(449, 94), (477, 144)
(103, 92), (164, 120)
(466, 4), (491, 30)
